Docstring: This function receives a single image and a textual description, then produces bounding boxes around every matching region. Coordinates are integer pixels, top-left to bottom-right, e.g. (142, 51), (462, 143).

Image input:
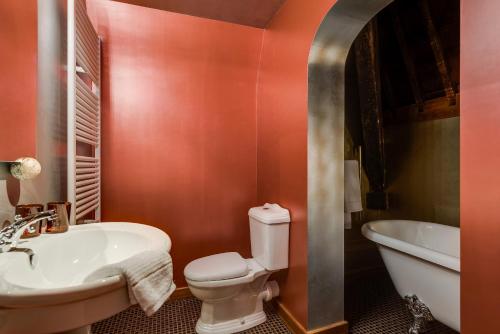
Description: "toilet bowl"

(184, 204), (290, 334)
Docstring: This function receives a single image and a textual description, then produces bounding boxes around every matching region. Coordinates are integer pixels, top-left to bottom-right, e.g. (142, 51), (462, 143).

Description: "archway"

(307, 0), (395, 329)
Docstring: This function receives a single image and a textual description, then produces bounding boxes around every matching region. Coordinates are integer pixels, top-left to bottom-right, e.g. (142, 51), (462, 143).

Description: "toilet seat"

(184, 252), (249, 282)
(185, 255), (267, 288)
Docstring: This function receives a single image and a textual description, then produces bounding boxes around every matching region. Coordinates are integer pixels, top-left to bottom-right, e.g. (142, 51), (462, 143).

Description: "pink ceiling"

(110, 0), (286, 28)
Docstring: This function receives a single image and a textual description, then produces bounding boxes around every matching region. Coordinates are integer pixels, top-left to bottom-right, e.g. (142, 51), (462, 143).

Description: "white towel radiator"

(67, 0), (101, 224)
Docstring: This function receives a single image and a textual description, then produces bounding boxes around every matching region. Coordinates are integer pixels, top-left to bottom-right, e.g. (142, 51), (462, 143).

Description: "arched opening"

(308, 1), (395, 328)
(308, 0), (459, 331)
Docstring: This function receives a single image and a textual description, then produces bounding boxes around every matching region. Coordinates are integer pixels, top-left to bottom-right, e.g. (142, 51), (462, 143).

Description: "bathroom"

(0, 0), (498, 334)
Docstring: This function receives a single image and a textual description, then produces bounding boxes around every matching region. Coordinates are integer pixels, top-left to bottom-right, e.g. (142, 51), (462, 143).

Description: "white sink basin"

(0, 222), (171, 334)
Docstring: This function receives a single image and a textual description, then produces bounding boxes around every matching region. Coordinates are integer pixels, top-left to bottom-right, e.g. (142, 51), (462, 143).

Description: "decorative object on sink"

(15, 204), (44, 238)
(46, 201), (71, 232)
(9, 157), (41, 180)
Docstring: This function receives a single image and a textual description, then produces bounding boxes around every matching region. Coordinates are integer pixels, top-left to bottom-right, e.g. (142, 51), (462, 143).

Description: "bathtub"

(361, 220), (460, 332)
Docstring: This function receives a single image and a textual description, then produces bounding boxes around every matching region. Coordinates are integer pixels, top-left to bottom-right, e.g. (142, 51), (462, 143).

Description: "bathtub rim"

(361, 220), (460, 272)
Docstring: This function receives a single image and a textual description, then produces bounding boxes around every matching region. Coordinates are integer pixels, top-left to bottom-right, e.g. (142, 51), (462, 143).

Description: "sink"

(0, 222), (171, 334)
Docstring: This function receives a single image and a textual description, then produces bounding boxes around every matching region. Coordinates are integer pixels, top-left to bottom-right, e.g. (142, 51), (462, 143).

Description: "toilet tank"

(248, 203), (291, 271)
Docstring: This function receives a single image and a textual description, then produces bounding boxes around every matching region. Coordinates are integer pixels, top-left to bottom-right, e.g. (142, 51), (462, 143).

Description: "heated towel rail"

(68, 0), (101, 224)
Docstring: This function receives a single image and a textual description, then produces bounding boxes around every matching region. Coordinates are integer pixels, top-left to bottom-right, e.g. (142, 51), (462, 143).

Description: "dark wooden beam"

(419, 0), (456, 105)
(354, 20), (386, 194)
(386, 94), (460, 124)
(382, 70), (397, 121)
(391, 7), (424, 112)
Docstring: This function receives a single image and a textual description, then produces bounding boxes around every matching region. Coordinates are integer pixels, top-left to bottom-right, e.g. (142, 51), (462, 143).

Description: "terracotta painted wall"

(86, 0), (263, 286)
(461, 0), (500, 332)
(86, 0), (338, 325)
(257, 0), (337, 327)
(85, 0), (500, 331)
(0, 0), (37, 160)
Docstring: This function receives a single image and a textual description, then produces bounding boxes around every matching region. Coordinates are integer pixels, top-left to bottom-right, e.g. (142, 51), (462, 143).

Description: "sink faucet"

(0, 210), (58, 254)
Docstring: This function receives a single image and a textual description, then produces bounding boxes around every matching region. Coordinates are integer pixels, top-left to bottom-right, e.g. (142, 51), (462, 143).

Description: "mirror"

(0, 0), (68, 209)
(0, 1), (38, 161)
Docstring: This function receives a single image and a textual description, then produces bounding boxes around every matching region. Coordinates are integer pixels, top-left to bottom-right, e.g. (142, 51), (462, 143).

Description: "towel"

(85, 250), (176, 316)
(344, 160), (363, 229)
(344, 212), (352, 229)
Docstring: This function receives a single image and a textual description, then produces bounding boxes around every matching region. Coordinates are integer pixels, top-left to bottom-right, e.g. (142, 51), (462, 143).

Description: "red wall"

(257, 0), (337, 327)
(87, 0), (263, 286)
(0, 0), (37, 160)
(87, 0), (337, 327)
(86, 0), (500, 331)
(461, 0), (500, 332)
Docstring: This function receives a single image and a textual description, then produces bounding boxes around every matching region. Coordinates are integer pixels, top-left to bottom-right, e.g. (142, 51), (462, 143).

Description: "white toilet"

(184, 203), (291, 334)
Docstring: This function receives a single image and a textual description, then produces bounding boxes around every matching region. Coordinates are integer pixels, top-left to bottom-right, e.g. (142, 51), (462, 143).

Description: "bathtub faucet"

(0, 210), (58, 253)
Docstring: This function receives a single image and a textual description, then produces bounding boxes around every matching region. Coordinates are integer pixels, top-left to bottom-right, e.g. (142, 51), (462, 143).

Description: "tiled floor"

(92, 297), (292, 334)
(346, 271), (458, 334)
(94, 274), (458, 334)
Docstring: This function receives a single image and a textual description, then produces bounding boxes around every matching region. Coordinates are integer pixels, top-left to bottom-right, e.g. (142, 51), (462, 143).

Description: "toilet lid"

(184, 252), (249, 282)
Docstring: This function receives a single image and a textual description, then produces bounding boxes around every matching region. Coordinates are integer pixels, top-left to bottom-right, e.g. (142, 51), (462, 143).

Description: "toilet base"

(195, 311), (267, 334)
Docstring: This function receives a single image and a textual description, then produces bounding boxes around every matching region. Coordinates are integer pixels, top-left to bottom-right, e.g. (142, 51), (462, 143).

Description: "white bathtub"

(362, 220), (460, 332)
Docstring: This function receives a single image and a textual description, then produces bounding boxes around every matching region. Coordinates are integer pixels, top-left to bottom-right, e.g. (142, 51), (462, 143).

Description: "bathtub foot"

(405, 295), (434, 334)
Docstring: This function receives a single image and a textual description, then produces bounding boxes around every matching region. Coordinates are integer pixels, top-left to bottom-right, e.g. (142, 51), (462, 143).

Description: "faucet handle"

(47, 210), (58, 221)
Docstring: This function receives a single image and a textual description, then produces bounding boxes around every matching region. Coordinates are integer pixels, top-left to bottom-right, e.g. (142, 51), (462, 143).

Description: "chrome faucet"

(0, 210), (58, 254)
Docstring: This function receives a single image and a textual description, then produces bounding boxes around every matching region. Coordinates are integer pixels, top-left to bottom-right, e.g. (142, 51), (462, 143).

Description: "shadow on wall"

(345, 116), (460, 227)
(384, 118), (459, 226)
(344, 49), (459, 227)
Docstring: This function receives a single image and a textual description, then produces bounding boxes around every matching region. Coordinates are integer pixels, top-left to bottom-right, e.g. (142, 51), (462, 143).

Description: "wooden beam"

(419, 0), (456, 105)
(391, 7), (424, 112)
(381, 69), (397, 121)
(386, 94), (460, 124)
(354, 19), (386, 193)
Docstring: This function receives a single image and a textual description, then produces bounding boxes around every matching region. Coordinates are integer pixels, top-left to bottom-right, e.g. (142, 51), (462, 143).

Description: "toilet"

(184, 203), (291, 334)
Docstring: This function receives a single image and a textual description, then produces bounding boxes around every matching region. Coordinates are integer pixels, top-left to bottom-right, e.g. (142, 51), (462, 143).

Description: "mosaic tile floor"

(92, 297), (292, 334)
(346, 272), (458, 334)
(93, 273), (458, 334)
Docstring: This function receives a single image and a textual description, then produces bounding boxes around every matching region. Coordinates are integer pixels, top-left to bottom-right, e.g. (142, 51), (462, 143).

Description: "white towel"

(344, 212), (352, 229)
(345, 160), (363, 229)
(85, 250), (176, 316)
